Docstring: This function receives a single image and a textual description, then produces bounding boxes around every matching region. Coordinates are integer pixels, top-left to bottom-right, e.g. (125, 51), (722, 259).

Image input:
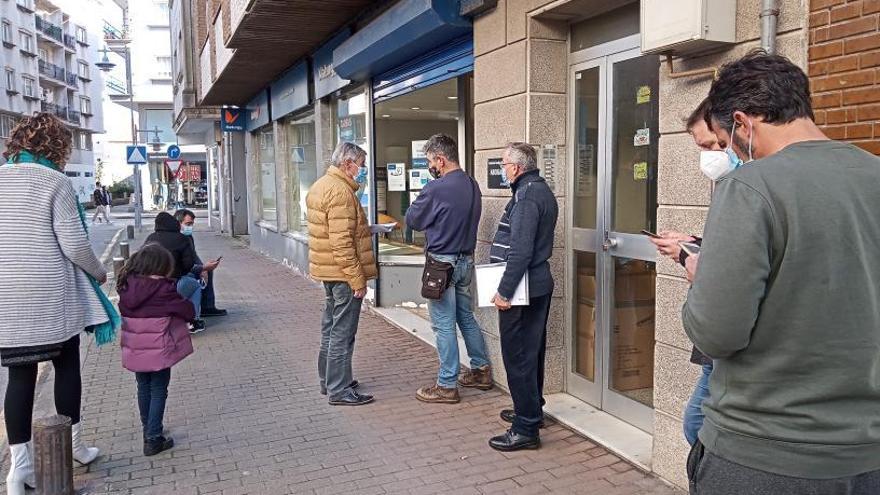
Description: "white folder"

(475, 262), (529, 307)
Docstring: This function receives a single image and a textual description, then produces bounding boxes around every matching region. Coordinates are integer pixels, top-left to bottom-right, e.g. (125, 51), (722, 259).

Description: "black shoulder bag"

(421, 177), (477, 300)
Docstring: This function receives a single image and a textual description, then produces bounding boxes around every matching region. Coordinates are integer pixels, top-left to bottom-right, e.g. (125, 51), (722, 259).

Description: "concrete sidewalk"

(5, 229), (680, 495)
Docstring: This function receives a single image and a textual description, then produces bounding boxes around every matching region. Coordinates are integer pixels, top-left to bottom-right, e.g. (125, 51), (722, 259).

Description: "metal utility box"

(641, 0), (736, 55)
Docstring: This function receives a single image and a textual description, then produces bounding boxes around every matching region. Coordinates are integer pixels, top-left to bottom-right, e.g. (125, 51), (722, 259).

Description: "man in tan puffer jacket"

(306, 142), (377, 406)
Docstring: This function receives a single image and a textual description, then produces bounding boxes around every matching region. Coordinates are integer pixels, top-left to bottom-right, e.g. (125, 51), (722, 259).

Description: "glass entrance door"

(568, 41), (659, 433)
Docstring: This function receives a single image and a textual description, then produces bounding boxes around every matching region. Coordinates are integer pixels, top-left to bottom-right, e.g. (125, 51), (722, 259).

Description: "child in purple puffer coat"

(117, 243), (195, 457)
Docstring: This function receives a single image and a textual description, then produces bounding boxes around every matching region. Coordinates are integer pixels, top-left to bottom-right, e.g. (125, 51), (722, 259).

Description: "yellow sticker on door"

(637, 86), (651, 104)
(633, 162), (648, 181)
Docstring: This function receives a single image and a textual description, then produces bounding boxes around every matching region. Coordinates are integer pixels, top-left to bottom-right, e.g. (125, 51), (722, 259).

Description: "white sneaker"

(72, 422), (100, 465)
(6, 442), (35, 495)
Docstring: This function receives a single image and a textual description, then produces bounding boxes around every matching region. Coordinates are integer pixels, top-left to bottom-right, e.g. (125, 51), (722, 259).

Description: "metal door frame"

(565, 34), (655, 433)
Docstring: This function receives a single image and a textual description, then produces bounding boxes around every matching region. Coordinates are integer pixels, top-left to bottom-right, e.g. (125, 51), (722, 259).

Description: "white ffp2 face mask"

(699, 150), (735, 181)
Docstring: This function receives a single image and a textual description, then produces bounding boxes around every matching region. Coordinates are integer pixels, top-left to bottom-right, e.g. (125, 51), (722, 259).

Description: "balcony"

(35, 17), (63, 44)
(41, 102), (67, 120)
(66, 108), (80, 125)
(103, 21), (123, 41)
(63, 34), (76, 51)
(200, 0), (374, 105)
(66, 72), (78, 87)
(38, 59), (66, 85)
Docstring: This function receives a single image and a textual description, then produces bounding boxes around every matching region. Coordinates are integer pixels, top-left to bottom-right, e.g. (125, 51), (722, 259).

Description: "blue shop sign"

(246, 89), (271, 132)
(271, 61), (310, 120)
(314, 29), (351, 99)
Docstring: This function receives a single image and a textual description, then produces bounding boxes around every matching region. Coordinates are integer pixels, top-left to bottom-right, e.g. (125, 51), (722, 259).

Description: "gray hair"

(422, 134), (459, 164)
(331, 141), (366, 167)
(505, 142), (537, 172)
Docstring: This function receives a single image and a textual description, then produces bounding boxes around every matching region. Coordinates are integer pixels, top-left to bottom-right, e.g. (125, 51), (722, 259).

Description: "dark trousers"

(499, 293), (552, 438)
(688, 440), (880, 495)
(318, 282), (363, 398)
(4, 335), (81, 444)
(135, 368), (172, 440)
(201, 271), (216, 310)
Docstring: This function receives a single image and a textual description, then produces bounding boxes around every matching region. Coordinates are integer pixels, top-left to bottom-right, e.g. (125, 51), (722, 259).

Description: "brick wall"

(808, 0), (880, 155)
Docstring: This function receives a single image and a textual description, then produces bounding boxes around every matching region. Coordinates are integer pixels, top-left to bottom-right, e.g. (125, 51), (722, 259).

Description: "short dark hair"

(686, 98), (711, 132)
(117, 242), (175, 291)
(706, 50), (814, 132)
(174, 209), (195, 223)
(423, 134), (459, 164)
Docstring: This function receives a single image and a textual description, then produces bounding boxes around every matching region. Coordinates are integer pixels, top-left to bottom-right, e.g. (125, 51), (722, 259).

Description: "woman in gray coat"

(0, 113), (108, 494)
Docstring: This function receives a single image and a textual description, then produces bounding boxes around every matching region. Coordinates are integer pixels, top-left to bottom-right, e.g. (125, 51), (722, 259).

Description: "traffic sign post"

(126, 146), (148, 231)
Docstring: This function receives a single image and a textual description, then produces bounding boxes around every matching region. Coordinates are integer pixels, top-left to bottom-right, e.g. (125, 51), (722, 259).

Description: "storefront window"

(286, 113), (318, 232)
(332, 88), (370, 212)
(257, 127), (277, 223)
(372, 77), (465, 256)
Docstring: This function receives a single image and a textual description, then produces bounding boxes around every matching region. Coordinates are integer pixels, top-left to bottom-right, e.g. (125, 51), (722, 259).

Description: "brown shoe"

(458, 365), (493, 390)
(416, 384), (460, 404)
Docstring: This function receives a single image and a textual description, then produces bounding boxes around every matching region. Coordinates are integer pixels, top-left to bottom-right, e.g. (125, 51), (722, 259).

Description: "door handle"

(602, 237), (619, 251)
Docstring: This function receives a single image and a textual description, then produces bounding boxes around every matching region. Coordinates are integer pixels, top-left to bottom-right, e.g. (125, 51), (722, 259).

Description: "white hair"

(331, 141), (366, 167)
(505, 142), (537, 171)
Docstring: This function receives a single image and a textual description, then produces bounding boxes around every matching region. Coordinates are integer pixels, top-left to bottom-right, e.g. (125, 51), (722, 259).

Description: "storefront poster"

(487, 157), (508, 189)
(409, 169), (431, 190)
(375, 167), (388, 212)
(412, 158), (428, 169)
(387, 163), (406, 191)
(633, 162), (648, 181)
(411, 140), (427, 160)
(634, 128), (650, 147)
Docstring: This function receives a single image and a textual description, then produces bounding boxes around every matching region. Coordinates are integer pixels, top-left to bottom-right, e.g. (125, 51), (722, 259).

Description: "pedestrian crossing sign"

(126, 146), (148, 164)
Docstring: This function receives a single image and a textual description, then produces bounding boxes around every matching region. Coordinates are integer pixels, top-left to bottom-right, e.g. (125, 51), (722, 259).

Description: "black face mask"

(428, 166), (441, 180)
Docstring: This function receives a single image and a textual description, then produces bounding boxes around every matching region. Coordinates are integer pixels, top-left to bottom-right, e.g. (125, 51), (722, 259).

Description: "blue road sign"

(167, 144), (181, 160)
(126, 146), (148, 164)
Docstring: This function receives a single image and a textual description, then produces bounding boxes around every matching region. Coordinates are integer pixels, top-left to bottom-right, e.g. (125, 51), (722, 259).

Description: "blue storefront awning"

(332, 0), (472, 82)
(372, 36), (473, 102)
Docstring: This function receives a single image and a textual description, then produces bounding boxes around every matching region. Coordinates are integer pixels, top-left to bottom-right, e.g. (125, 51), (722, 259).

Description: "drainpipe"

(760, 0), (780, 54)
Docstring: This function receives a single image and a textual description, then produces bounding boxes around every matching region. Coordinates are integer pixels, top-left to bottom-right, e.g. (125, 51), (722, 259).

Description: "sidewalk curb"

(0, 226), (126, 460)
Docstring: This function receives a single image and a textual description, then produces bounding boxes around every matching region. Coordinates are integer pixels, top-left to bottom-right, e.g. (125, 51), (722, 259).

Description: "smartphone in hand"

(641, 229), (662, 239)
(679, 242), (701, 256)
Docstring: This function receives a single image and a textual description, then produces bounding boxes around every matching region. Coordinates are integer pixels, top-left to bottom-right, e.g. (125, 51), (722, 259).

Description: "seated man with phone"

(175, 209), (226, 322)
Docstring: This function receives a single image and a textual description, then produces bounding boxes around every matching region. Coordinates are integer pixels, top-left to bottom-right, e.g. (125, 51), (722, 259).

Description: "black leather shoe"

(500, 409), (546, 428)
(328, 389), (374, 406)
(144, 435), (174, 456)
(488, 429), (540, 452)
(320, 380), (359, 396)
(202, 307), (228, 317)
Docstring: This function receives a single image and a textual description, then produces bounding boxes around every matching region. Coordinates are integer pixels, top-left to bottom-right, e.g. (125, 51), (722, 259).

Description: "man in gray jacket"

(488, 142), (558, 451)
(683, 51), (880, 494)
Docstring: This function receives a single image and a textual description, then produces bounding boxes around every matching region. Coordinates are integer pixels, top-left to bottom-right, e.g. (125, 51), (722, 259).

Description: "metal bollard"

(126, 224), (134, 240)
(33, 415), (74, 495)
(113, 257), (125, 276)
(119, 242), (130, 260)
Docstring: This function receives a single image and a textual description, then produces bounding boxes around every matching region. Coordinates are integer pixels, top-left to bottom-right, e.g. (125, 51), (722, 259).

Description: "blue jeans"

(135, 368), (171, 440)
(177, 275), (202, 319)
(684, 362), (713, 446)
(319, 281), (363, 398)
(426, 254), (490, 388)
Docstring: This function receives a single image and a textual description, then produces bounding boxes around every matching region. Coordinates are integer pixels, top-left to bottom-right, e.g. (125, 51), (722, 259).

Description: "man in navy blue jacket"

(406, 134), (492, 404)
(488, 142), (558, 451)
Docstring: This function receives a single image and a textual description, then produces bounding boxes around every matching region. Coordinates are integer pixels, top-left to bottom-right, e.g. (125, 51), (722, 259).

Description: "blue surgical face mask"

(723, 120), (746, 170)
(354, 166), (367, 184)
(181, 225), (193, 236)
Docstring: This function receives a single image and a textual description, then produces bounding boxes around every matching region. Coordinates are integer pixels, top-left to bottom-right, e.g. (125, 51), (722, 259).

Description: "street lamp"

(97, 46), (142, 230)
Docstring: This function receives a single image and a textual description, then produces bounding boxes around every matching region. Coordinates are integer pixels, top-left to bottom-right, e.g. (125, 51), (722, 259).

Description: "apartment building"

(0, 0), (104, 202)
(180, 0), (880, 489)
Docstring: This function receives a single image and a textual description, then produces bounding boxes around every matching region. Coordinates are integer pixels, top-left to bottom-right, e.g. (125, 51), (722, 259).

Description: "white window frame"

(22, 75), (35, 98)
(19, 30), (33, 53)
(77, 60), (89, 79)
(2, 20), (12, 45)
(75, 25), (87, 44)
(5, 67), (14, 92)
(79, 96), (91, 115)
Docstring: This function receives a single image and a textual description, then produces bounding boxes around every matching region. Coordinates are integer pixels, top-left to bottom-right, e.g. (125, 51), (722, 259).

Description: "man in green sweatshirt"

(682, 51), (880, 494)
